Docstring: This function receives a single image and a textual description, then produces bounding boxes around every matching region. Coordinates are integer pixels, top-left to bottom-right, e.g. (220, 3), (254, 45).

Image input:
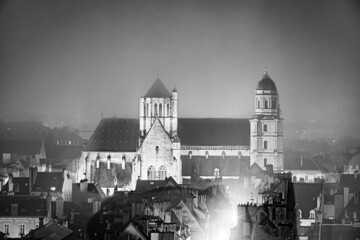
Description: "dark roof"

(293, 182), (323, 219)
(340, 174), (360, 192)
(2, 177), (30, 194)
(257, 72), (277, 92)
(135, 177), (179, 193)
(85, 118), (139, 152)
(0, 139), (42, 156)
(0, 195), (47, 216)
(46, 145), (83, 160)
(284, 156), (326, 171)
(72, 182), (103, 202)
(33, 172), (64, 192)
(27, 221), (73, 240)
(178, 118), (250, 146)
(144, 78), (172, 98)
(182, 155), (249, 176)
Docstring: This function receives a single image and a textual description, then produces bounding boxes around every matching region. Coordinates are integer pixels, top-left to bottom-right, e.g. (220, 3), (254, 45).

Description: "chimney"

(29, 166), (38, 192)
(56, 196), (64, 219)
(8, 173), (14, 193)
(80, 179), (88, 192)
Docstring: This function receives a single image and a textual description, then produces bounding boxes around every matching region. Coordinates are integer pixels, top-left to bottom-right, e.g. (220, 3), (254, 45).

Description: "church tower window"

(264, 141), (268, 149)
(265, 100), (268, 109)
(147, 103), (150, 116)
(154, 104), (158, 116)
(148, 166), (156, 180)
(159, 165), (167, 180)
(159, 103), (162, 117)
(272, 99), (276, 109)
(263, 124), (267, 132)
(167, 104), (170, 117)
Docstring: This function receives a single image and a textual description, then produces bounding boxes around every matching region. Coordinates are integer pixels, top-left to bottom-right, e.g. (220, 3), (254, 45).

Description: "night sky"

(1, 0), (359, 133)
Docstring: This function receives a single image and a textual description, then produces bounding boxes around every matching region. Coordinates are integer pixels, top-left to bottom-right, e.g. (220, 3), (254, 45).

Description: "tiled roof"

(0, 139), (42, 156)
(293, 182), (323, 219)
(178, 118), (250, 146)
(2, 177), (30, 194)
(182, 155), (249, 176)
(32, 172), (64, 192)
(85, 118), (139, 152)
(340, 174), (360, 192)
(29, 221), (73, 240)
(46, 145), (83, 160)
(135, 177), (179, 193)
(144, 78), (172, 98)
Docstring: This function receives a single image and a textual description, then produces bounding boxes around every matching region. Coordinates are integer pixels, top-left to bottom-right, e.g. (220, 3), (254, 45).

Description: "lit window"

(264, 141), (268, 149)
(50, 186), (56, 191)
(148, 166), (156, 180)
(159, 165), (167, 180)
(68, 140), (71, 145)
(4, 224), (9, 235)
(19, 224), (25, 236)
(263, 124), (267, 132)
(189, 151), (192, 159)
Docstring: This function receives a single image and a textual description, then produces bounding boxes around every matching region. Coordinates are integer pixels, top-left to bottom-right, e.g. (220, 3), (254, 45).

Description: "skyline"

(1, 0), (360, 136)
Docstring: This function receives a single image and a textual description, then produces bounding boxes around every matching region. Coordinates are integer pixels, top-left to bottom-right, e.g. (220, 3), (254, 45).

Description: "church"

(75, 71), (283, 193)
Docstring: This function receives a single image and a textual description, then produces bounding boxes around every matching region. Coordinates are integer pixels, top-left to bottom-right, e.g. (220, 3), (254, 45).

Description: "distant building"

(76, 72), (284, 192)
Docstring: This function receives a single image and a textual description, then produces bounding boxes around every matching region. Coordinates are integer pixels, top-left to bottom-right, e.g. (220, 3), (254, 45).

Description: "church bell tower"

(249, 71), (284, 171)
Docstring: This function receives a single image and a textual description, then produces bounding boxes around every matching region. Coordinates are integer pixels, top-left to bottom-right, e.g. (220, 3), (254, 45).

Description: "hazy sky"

(0, 0), (359, 128)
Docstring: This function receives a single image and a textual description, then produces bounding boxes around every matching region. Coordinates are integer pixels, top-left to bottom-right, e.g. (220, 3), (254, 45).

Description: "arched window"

(214, 168), (220, 178)
(257, 100), (260, 109)
(264, 124), (267, 132)
(272, 100), (276, 109)
(205, 151), (209, 159)
(147, 103), (150, 116)
(264, 141), (268, 149)
(148, 166), (156, 180)
(265, 100), (268, 109)
(154, 104), (158, 116)
(222, 151), (226, 159)
(159, 103), (162, 117)
(309, 210), (315, 219)
(159, 165), (167, 180)
(238, 151), (242, 159)
(167, 104), (170, 117)
(155, 146), (159, 153)
(264, 158), (267, 166)
(189, 151), (192, 159)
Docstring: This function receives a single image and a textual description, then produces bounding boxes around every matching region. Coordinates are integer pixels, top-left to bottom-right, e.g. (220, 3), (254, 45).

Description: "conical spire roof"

(144, 78), (172, 98)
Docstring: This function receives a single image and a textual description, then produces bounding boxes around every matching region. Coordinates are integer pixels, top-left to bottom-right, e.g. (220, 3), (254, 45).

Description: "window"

(4, 224), (9, 235)
(257, 100), (260, 109)
(263, 124), (267, 132)
(19, 224), (25, 236)
(159, 165), (167, 180)
(265, 100), (268, 109)
(148, 166), (156, 180)
(238, 151), (242, 159)
(167, 104), (170, 117)
(272, 100), (276, 109)
(159, 103), (162, 117)
(264, 158), (267, 166)
(264, 141), (268, 149)
(189, 151), (192, 159)
(205, 151), (209, 159)
(309, 210), (315, 219)
(214, 168), (220, 178)
(147, 103), (150, 116)
(154, 104), (158, 116)
(155, 146), (159, 153)
(222, 151), (225, 159)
